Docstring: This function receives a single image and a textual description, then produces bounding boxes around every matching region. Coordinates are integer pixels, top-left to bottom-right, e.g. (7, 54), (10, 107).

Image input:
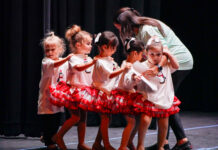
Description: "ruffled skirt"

(49, 81), (80, 110)
(133, 96), (181, 117)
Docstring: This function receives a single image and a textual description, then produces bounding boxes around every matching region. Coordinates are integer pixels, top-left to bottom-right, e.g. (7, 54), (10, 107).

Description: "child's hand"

(67, 53), (74, 59)
(124, 62), (132, 71)
(132, 74), (142, 83)
(142, 71), (152, 79)
(93, 57), (99, 63)
(163, 46), (170, 57)
(142, 66), (158, 79)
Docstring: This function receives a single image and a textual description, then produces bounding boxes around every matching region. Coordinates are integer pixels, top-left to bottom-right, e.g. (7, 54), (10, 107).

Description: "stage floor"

(1, 111), (218, 150)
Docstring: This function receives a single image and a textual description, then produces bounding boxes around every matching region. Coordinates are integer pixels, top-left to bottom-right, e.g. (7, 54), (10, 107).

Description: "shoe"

(92, 142), (104, 150)
(40, 136), (45, 143)
(171, 141), (192, 150)
(145, 143), (170, 150)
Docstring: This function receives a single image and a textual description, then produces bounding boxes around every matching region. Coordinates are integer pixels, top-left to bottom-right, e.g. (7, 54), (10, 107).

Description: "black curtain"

(1, 0), (217, 137)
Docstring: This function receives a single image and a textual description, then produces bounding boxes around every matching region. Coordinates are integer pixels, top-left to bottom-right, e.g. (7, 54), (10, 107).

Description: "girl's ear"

(75, 42), (81, 49)
(102, 44), (107, 51)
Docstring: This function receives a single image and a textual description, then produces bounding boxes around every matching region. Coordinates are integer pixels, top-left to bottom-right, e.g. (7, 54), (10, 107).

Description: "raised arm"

(163, 47), (179, 69)
(54, 53), (73, 67)
(74, 57), (97, 71)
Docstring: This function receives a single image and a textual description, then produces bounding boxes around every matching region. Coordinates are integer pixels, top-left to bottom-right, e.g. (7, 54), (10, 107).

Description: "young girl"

(50, 25), (95, 150)
(115, 38), (145, 150)
(135, 36), (180, 150)
(37, 32), (72, 150)
(114, 7), (193, 150)
(83, 31), (130, 150)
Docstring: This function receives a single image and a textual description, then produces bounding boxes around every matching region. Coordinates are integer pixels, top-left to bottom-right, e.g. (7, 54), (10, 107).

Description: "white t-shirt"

(37, 57), (68, 114)
(92, 57), (119, 94)
(137, 61), (175, 109)
(117, 60), (136, 92)
(67, 54), (93, 88)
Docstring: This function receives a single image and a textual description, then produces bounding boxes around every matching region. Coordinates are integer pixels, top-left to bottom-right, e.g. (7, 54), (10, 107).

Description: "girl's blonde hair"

(41, 31), (66, 57)
(65, 25), (92, 52)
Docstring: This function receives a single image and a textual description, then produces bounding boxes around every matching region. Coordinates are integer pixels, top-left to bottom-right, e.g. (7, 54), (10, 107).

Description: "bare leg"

(92, 127), (104, 150)
(52, 109), (80, 150)
(137, 114), (152, 150)
(77, 109), (91, 150)
(119, 115), (135, 150)
(128, 115), (140, 150)
(100, 114), (115, 150)
(157, 117), (168, 150)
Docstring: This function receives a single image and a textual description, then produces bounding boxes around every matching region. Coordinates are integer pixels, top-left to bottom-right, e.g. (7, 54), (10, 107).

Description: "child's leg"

(92, 127), (104, 150)
(40, 113), (62, 149)
(100, 114), (115, 150)
(119, 115), (135, 150)
(157, 117), (168, 150)
(127, 115), (140, 150)
(137, 114), (152, 150)
(53, 109), (80, 150)
(77, 109), (91, 150)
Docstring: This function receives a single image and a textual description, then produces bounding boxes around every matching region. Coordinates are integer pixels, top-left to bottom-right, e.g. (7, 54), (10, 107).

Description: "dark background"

(1, 0), (217, 137)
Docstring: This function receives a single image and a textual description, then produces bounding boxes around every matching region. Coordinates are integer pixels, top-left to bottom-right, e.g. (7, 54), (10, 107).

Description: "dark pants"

(39, 112), (62, 146)
(166, 70), (191, 141)
(149, 70), (191, 140)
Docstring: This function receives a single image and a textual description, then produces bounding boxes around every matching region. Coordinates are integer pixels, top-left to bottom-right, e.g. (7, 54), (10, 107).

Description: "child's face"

(76, 38), (92, 54)
(102, 45), (117, 57)
(44, 43), (59, 60)
(146, 46), (163, 65)
(135, 51), (143, 61)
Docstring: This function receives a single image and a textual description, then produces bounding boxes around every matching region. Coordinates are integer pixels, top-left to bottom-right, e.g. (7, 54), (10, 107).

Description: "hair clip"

(126, 37), (136, 51)
(94, 33), (101, 43)
(147, 36), (160, 46)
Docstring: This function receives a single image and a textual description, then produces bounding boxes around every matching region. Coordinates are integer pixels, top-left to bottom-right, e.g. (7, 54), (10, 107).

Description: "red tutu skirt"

(133, 96), (181, 118)
(49, 81), (80, 110)
(111, 90), (142, 114)
(79, 87), (117, 113)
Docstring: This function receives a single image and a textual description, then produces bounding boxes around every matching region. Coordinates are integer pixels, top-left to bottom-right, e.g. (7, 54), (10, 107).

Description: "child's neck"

(126, 56), (136, 64)
(98, 52), (110, 58)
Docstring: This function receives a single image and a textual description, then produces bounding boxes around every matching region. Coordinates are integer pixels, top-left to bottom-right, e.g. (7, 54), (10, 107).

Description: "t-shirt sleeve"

(96, 60), (113, 78)
(141, 25), (168, 47)
(68, 56), (81, 68)
(41, 58), (54, 77)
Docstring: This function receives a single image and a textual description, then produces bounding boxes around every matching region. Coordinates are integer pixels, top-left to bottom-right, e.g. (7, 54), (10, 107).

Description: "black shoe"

(171, 141), (192, 150)
(145, 143), (170, 150)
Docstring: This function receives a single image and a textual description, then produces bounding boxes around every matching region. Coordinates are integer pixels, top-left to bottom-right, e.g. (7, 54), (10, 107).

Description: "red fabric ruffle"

(133, 96), (181, 118)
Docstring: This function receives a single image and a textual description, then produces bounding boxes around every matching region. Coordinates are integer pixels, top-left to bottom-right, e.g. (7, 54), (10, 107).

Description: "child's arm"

(54, 53), (73, 68)
(163, 48), (179, 69)
(109, 63), (131, 79)
(74, 57), (98, 71)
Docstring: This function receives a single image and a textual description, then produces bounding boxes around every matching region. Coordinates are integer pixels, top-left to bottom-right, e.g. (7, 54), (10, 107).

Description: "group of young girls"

(37, 7), (193, 150)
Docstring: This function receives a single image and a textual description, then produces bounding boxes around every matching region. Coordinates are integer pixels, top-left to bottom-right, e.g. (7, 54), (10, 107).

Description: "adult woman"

(113, 7), (193, 150)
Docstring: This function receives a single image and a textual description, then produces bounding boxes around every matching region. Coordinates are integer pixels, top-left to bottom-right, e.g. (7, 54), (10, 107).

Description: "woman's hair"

(65, 24), (92, 52)
(41, 31), (66, 56)
(113, 7), (165, 41)
(94, 31), (119, 49)
(145, 36), (163, 51)
(124, 37), (145, 55)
